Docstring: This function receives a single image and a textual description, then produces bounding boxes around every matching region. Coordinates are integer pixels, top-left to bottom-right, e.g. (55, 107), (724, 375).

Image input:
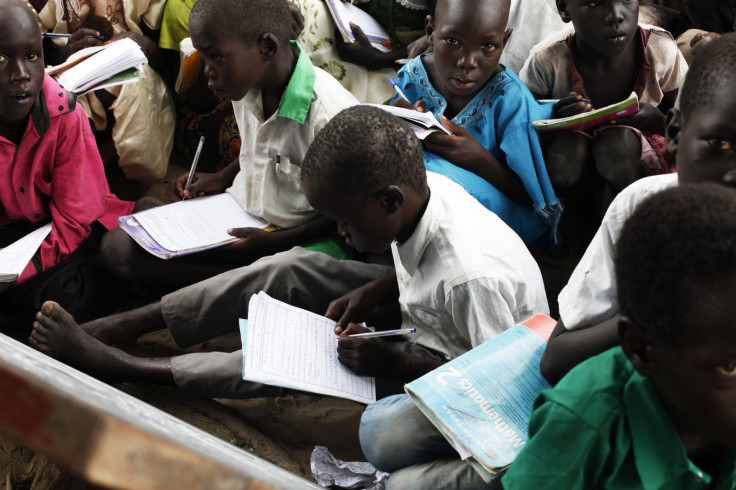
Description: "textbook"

(47, 38), (147, 95)
(366, 104), (452, 139)
(532, 92), (639, 133)
(175, 37), (201, 94)
(324, 0), (393, 53)
(405, 313), (556, 482)
(117, 193), (270, 260)
(239, 292), (376, 404)
(0, 223), (52, 283)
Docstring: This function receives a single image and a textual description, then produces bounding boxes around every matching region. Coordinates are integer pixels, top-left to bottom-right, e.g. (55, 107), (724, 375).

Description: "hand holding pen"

(389, 77), (427, 112)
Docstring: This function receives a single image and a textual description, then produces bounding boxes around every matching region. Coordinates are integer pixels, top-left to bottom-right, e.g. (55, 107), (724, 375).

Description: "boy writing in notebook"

(520, 0), (686, 210)
(28, 106), (549, 400)
(0, 0), (133, 339)
(540, 33), (736, 384)
(503, 183), (736, 489)
(391, 0), (561, 245)
(99, 0), (359, 289)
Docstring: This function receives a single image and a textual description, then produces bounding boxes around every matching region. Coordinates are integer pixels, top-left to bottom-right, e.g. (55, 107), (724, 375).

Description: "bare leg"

(81, 301), (167, 346)
(99, 227), (234, 288)
(542, 131), (591, 189)
(29, 301), (174, 385)
(592, 127), (642, 193)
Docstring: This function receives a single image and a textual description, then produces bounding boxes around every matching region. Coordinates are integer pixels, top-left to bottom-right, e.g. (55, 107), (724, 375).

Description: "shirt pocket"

(274, 156), (312, 214)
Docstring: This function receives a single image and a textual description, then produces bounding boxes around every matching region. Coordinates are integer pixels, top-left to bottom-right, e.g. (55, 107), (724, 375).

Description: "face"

(189, 20), (266, 101)
(305, 188), (400, 254)
(673, 95), (736, 188)
(427, 0), (509, 105)
(562, 0), (639, 57)
(647, 273), (736, 449)
(0, 7), (44, 131)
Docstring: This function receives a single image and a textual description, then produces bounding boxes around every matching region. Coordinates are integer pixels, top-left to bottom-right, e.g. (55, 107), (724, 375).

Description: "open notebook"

(118, 193), (270, 260)
(46, 38), (147, 95)
(0, 223), (52, 283)
(365, 104), (452, 139)
(239, 292), (376, 404)
(324, 0), (393, 53)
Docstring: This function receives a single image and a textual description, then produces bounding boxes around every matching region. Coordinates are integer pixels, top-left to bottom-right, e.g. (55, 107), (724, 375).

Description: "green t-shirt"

(502, 347), (736, 490)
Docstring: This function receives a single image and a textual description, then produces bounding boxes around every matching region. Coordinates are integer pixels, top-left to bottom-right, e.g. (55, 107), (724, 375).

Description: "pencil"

(184, 136), (205, 194)
(42, 32), (104, 40)
(348, 328), (416, 339)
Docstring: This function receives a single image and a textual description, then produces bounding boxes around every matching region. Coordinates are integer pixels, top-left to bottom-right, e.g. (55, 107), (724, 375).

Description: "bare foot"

(29, 301), (138, 381)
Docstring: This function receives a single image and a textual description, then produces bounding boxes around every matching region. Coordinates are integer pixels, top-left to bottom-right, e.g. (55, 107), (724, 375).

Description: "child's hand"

(553, 93), (592, 118)
(690, 31), (721, 58)
(222, 227), (281, 259)
(175, 171), (227, 199)
(112, 31), (158, 62)
(391, 97), (427, 112)
(336, 24), (388, 70)
(609, 102), (665, 135)
(326, 285), (380, 330)
(424, 116), (489, 171)
(337, 324), (403, 376)
(65, 28), (103, 56)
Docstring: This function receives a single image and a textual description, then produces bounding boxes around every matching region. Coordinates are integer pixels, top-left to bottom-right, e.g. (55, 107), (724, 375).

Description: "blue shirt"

(393, 56), (561, 244)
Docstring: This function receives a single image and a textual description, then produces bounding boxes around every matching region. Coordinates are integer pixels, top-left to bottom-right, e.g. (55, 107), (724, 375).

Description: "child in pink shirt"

(0, 0), (133, 337)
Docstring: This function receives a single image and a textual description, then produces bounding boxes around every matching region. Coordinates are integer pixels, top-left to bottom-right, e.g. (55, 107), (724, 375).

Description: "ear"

(665, 107), (682, 156)
(556, 0), (572, 23)
(619, 316), (657, 377)
(503, 28), (513, 48)
(259, 32), (279, 61)
(378, 185), (405, 214)
(425, 14), (435, 41)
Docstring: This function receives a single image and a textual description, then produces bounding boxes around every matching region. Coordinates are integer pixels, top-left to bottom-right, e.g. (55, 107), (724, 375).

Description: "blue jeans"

(360, 394), (496, 490)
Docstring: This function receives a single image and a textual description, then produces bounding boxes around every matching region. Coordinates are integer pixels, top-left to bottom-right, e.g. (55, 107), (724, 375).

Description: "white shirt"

(392, 172), (549, 360)
(558, 173), (679, 330)
(227, 45), (358, 229)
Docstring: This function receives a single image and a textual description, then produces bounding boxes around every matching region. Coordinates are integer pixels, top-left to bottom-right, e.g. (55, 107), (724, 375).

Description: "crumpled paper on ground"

(311, 445), (389, 489)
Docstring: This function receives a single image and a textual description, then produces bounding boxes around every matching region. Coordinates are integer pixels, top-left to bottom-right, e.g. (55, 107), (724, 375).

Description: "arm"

(424, 118), (532, 207)
(335, 24), (411, 70)
(175, 158), (240, 199)
(223, 214), (337, 260)
(19, 107), (112, 283)
(539, 316), (620, 385)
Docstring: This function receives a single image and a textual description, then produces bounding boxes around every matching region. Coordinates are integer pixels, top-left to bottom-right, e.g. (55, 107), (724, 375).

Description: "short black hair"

(680, 33), (736, 119)
(301, 105), (426, 201)
(616, 183), (736, 344)
(189, 0), (291, 45)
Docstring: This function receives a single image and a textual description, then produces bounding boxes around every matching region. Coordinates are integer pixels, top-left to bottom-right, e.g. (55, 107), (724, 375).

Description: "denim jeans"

(360, 394), (497, 490)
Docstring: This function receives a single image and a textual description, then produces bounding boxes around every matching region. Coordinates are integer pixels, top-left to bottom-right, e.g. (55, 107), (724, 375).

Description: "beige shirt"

(520, 24), (687, 105)
(392, 172), (549, 360)
(227, 45), (358, 229)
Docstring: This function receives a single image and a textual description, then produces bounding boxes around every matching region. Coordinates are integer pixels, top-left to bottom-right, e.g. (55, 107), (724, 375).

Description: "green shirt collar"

(277, 41), (316, 124)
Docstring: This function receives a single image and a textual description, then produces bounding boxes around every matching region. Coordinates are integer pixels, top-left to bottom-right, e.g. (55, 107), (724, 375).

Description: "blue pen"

(42, 32), (105, 40)
(389, 77), (410, 103)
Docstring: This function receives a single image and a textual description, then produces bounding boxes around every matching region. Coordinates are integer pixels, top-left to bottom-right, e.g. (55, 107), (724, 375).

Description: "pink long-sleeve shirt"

(0, 74), (134, 283)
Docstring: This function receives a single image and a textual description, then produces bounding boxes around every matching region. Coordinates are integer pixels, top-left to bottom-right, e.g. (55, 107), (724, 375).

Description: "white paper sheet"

(133, 193), (268, 253)
(0, 223), (52, 282)
(241, 292), (376, 404)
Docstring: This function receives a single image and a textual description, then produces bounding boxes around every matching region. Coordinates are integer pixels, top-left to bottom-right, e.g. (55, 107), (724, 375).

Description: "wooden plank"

(0, 333), (321, 490)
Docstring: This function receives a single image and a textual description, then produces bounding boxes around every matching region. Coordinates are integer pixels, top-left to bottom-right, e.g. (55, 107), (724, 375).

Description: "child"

(392, 0), (561, 245)
(0, 0), (134, 338)
(540, 33), (736, 384)
(99, 0), (360, 289)
(28, 106), (549, 401)
(502, 183), (736, 488)
(520, 0), (687, 205)
(34, 0), (175, 183)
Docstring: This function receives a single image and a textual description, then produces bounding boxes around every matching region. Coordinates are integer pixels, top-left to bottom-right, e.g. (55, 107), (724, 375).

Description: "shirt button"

(35, 214), (41, 218)
(58, 105), (64, 111)
(58, 92), (64, 97)
(19, 187), (25, 193)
